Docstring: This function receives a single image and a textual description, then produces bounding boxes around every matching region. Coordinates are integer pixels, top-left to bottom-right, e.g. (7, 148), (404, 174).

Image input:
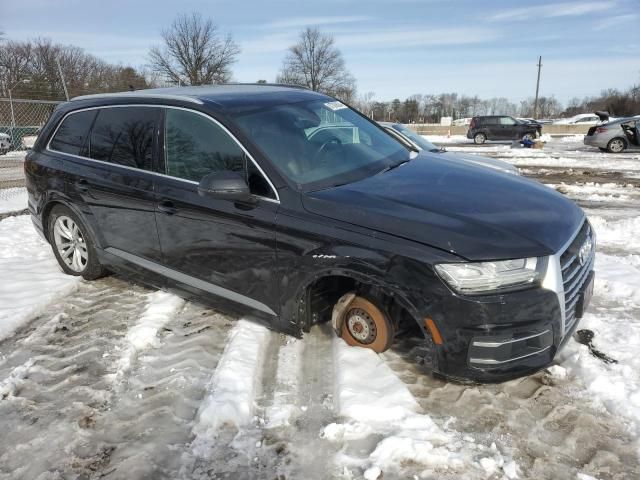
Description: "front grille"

(560, 222), (595, 333)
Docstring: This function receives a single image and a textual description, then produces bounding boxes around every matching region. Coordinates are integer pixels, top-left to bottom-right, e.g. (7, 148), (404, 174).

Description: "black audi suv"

(25, 85), (594, 382)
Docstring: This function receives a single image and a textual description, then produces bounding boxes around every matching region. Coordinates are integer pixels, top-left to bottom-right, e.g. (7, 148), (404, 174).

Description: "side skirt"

(103, 247), (278, 317)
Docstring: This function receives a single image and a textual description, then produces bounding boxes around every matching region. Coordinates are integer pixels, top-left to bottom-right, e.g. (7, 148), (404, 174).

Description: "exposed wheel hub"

(346, 308), (377, 344)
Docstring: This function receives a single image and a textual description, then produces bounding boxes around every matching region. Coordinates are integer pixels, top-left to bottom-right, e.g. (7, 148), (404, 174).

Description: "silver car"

(584, 113), (640, 153)
(379, 122), (520, 175)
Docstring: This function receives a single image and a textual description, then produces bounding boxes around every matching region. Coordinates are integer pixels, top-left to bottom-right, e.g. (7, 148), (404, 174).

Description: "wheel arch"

(295, 266), (430, 342)
(41, 197), (102, 248)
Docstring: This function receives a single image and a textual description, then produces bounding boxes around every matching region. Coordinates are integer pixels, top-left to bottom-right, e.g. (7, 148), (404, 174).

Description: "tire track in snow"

(0, 277), (151, 479)
(71, 302), (235, 479)
(382, 338), (640, 480)
(178, 318), (275, 479)
(326, 337), (513, 479)
(267, 322), (339, 479)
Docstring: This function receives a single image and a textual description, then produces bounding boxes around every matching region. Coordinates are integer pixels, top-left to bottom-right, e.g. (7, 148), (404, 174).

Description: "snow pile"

(266, 337), (303, 427)
(190, 319), (271, 456)
(557, 134), (585, 142)
(0, 187), (27, 214)
(425, 134), (469, 144)
(553, 182), (638, 204)
(0, 215), (80, 341)
(113, 291), (184, 379)
(559, 251), (640, 437)
(0, 359), (34, 399)
(324, 339), (513, 478)
(126, 291), (184, 351)
(590, 215), (640, 253)
(594, 253), (640, 304)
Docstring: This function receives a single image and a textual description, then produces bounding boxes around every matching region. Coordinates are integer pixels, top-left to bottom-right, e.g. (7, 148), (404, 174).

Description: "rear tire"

(474, 133), (487, 144)
(340, 296), (395, 353)
(607, 138), (627, 153)
(48, 205), (106, 280)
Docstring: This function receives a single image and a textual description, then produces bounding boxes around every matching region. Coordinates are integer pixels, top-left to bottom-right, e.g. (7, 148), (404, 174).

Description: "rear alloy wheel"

(340, 296), (394, 353)
(474, 133), (486, 144)
(607, 138), (626, 153)
(48, 205), (106, 280)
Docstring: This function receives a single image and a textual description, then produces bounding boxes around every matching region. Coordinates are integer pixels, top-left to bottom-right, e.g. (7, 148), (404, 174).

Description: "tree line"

(353, 87), (639, 124)
(1, 13), (638, 122)
(0, 37), (150, 100)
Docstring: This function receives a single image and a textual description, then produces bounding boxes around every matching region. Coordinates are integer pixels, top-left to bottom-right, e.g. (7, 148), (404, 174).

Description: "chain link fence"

(0, 97), (61, 194)
(0, 98), (61, 154)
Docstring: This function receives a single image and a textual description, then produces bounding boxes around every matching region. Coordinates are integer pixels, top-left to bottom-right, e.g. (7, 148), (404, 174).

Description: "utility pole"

(533, 56), (542, 119)
(56, 58), (69, 101)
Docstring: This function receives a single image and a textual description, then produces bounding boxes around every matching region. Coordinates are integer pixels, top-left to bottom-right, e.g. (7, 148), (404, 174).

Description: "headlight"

(435, 257), (547, 295)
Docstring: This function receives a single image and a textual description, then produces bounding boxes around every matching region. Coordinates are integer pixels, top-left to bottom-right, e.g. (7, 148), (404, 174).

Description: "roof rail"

(223, 82), (310, 90)
(70, 91), (204, 104)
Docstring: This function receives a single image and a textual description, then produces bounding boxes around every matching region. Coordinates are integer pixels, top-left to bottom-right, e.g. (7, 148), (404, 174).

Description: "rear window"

(49, 110), (97, 155)
(89, 107), (159, 170)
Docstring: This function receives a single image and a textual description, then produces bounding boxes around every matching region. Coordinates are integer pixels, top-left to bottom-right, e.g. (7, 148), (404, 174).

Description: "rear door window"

(89, 107), (159, 170)
(499, 117), (517, 126)
(49, 110), (97, 155)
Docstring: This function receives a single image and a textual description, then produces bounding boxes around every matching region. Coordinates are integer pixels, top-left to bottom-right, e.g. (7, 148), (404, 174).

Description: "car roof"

(70, 84), (331, 111)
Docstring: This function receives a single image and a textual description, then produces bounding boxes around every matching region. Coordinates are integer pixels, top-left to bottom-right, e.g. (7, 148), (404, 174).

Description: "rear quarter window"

(49, 110), (97, 155)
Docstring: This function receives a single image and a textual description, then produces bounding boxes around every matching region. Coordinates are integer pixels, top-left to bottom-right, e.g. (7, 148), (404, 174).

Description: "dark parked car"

(467, 115), (542, 144)
(26, 85), (594, 382)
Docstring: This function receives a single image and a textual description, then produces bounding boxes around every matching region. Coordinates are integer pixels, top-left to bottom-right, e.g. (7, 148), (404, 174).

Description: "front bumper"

(427, 286), (566, 382)
(424, 221), (595, 382)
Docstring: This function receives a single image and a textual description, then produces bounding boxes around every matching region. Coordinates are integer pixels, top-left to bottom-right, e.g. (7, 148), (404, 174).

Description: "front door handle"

(157, 199), (178, 215)
(75, 179), (89, 192)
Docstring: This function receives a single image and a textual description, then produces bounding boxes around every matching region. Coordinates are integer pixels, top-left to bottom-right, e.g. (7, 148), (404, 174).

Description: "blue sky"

(3, 0), (640, 103)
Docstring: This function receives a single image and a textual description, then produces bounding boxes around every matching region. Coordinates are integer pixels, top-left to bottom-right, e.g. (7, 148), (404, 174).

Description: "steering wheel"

(311, 137), (341, 165)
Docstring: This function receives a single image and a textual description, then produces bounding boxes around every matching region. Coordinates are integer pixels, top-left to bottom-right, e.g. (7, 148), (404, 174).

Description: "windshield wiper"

(378, 159), (410, 174)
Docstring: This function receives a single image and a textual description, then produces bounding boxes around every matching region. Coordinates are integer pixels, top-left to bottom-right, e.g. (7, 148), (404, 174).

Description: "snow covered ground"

(0, 187), (27, 215)
(0, 137), (639, 479)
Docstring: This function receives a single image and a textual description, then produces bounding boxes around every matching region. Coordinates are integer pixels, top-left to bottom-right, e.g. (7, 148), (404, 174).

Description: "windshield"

(393, 125), (439, 152)
(232, 99), (408, 191)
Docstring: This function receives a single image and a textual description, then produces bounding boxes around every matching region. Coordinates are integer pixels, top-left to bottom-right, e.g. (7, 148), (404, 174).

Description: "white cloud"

(264, 15), (372, 29)
(490, 1), (615, 22)
(334, 27), (499, 48)
(239, 26), (498, 56)
(594, 14), (638, 31)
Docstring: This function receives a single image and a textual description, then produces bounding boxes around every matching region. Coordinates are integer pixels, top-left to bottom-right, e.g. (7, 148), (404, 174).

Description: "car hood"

(302, 153), (584, 261)
(439, 150), (519, 175)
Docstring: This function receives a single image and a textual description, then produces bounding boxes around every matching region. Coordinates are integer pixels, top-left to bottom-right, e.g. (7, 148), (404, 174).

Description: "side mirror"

(197, 171), (253, 202)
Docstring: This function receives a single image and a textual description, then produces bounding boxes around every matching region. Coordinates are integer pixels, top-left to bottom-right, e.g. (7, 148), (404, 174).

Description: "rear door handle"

(157, 199), (178, 215)
(75, 179), (89, 192)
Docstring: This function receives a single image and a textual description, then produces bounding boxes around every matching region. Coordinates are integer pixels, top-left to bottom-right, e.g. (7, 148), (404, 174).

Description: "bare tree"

(0, 40), (33, 96)
(277, 27), (355, 101)
(149, 13), (240, 86)
(0, 37), (150, 100)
